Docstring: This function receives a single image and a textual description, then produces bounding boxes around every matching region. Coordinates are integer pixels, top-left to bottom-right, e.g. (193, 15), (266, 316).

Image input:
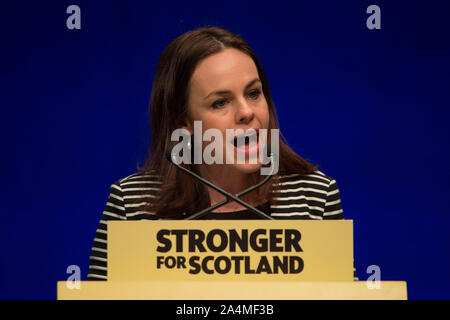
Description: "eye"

(212, 99), (228, 109)
(248, 89), (261, 100)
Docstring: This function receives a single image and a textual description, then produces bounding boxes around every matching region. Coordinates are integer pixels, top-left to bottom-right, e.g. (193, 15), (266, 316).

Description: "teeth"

(234, 134), (258, 148)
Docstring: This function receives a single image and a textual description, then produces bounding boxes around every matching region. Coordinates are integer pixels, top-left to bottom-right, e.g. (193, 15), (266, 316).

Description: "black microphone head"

(165, 145), (175, 163)
(265, 142), (272, 156)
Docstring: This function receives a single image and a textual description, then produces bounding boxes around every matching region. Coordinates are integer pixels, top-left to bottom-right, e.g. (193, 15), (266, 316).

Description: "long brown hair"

(138, 26), (317, 218)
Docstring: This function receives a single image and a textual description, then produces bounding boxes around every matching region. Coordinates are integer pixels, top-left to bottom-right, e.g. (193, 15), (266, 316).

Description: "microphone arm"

(186, 166), (274, 220)
(166, 147), (275, 220)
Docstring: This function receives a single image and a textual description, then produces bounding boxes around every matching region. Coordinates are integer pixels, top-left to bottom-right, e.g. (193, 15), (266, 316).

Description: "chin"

(231, 162), (262, 175)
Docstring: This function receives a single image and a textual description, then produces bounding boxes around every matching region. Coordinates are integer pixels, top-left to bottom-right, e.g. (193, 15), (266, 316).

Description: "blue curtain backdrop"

(2, 0), (449, 299)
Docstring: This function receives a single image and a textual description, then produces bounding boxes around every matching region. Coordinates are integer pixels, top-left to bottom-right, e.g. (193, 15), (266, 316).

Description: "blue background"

(2, 0), (449, 299)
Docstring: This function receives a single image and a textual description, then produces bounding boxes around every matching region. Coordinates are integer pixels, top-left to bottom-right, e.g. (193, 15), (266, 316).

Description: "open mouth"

(232, 129), (260, 155)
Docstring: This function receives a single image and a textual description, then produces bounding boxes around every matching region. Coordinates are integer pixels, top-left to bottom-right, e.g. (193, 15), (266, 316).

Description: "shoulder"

(108, 171), (163, 219)
(277, 170), (337, 189)
(111, 170), (163, 190)
(270, 170), (342, 219)
(273, 170), (336, 201)
(274, 170), (341, 199)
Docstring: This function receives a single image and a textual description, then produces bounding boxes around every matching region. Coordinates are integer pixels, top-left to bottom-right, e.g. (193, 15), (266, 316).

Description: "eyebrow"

(204, 78), (261, 100)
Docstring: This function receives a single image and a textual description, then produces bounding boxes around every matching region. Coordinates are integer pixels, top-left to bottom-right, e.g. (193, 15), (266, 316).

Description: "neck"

(198, 165), (254, 212)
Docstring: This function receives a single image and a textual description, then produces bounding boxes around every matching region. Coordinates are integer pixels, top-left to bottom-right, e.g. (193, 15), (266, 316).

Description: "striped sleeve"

(87, 181), (126, 280)
(322, 178), (358, 280)
(323, 179), (344, 220)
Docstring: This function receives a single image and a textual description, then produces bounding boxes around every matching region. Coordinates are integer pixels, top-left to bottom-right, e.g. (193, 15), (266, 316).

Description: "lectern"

(57, 220), (407, 299)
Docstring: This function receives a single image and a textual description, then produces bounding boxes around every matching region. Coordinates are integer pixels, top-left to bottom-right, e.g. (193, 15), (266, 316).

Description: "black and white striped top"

(88, 170), (357, 280)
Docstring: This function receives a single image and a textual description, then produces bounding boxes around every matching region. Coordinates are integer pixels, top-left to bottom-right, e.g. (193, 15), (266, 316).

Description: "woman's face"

(186, 48), (270, 175)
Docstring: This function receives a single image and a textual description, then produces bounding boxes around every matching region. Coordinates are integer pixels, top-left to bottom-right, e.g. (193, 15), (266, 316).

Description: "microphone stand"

(166, 148), (276, 220)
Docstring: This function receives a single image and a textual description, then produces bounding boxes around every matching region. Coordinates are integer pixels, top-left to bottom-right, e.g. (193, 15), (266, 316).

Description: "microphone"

(165, 145), (276, 220)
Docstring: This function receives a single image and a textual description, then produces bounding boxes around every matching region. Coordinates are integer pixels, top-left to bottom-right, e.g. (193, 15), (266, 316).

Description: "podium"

(57, 220), (407, 300)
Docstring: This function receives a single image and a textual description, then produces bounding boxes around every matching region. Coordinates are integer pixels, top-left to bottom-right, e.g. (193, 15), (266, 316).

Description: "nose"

(234, 99), (255, 124)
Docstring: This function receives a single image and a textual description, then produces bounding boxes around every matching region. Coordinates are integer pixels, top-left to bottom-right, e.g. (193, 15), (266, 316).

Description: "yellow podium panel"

(58, 220), (408, 300)
(108, 220), (354, 282)
(57, 281), (407, 300)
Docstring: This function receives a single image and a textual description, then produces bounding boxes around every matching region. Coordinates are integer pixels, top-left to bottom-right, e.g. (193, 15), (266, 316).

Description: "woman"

(87, 26), (348, 281)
